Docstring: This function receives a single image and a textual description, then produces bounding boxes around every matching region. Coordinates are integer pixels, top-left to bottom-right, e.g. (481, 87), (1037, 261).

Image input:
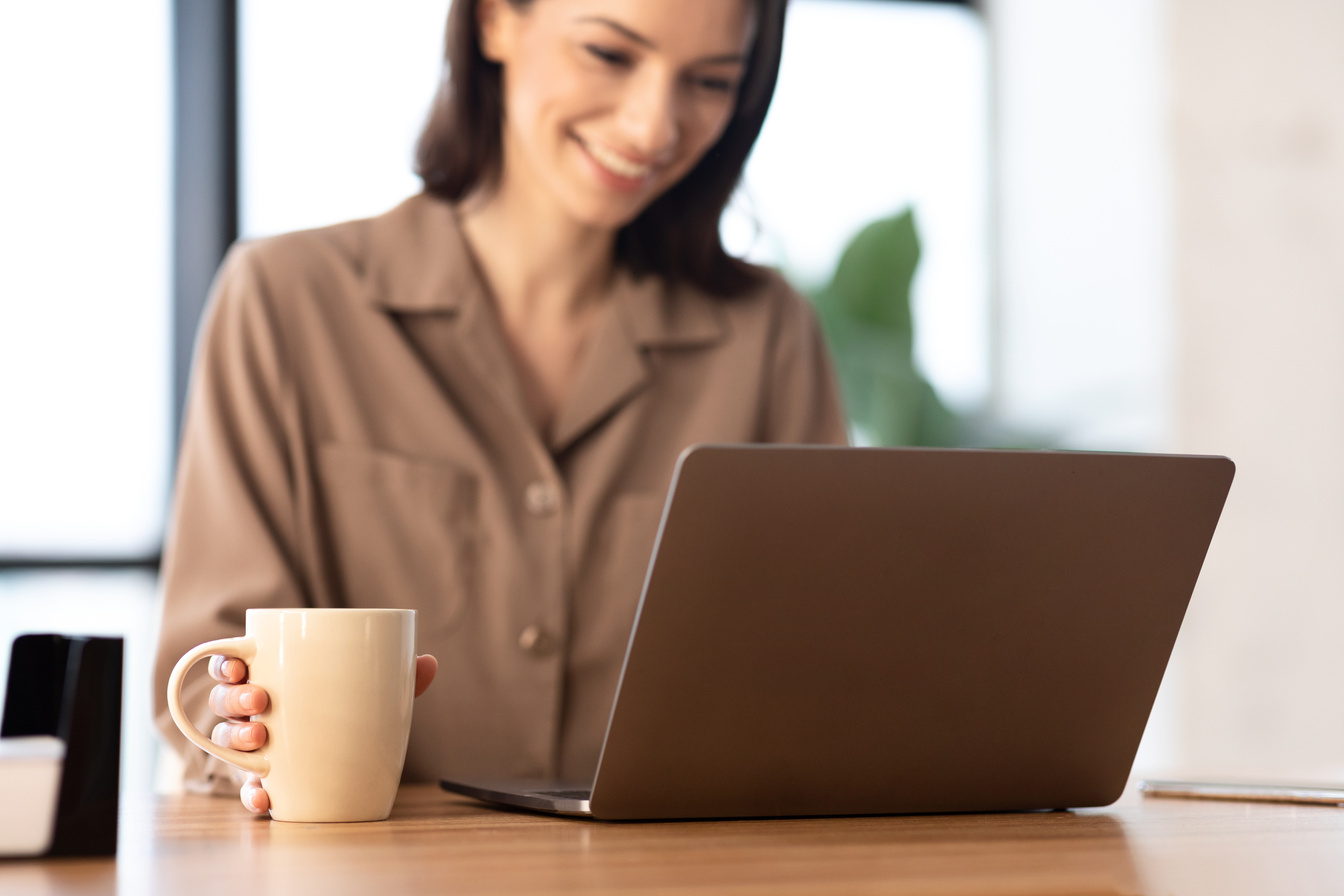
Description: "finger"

(211, 720), (268, 752)
(208, 655), (248, 684)
(209, 682), (270, 719)
(240, 775), (270, 816)
(414, 654), (438, 698)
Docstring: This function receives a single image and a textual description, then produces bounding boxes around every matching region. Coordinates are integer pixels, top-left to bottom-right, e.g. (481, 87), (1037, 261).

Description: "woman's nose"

(617, 70), (679, 159)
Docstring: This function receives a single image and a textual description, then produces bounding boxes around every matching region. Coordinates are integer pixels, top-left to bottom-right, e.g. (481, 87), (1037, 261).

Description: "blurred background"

(1, 0), (1341, 795)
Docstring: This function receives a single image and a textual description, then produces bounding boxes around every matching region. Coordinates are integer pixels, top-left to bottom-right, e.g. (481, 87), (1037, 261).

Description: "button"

(518, 624), (553, 655)
(524, 481), (560, 517)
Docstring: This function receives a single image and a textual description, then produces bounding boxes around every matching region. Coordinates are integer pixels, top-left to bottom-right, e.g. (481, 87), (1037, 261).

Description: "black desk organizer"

(1, 634), (123, 857)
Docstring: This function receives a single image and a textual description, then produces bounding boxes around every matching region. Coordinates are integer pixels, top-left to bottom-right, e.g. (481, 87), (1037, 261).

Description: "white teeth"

(584, 141), (653, 180)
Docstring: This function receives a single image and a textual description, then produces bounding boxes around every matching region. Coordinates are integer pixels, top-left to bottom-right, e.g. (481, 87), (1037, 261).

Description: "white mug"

(167, 608), (416, 823)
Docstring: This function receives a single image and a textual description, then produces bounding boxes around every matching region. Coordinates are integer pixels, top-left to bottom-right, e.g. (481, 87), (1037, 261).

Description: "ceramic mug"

(166, 608), (416, 823)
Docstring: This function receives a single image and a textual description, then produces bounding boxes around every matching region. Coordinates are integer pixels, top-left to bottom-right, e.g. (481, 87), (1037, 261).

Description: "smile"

(575, 135), (657, 184)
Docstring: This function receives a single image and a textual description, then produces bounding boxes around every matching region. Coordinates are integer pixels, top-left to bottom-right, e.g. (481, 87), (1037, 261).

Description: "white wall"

(1170, 0), (1344, 780)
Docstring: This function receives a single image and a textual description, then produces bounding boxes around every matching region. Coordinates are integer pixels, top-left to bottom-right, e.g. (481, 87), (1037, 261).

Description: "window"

(0, 2), (172, 558)
(0, 1), (172, 796)
(726, 0), (989, 412)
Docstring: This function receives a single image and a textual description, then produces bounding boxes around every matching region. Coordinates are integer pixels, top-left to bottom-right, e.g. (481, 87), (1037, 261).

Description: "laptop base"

(440, 779), (593, 816)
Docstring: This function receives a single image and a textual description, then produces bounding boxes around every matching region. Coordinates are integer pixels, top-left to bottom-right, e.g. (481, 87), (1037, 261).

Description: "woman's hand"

(208, 653), (440, 816)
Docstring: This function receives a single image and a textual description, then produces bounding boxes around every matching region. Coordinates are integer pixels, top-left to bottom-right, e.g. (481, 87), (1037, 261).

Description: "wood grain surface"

(3, 782), (1343, 895)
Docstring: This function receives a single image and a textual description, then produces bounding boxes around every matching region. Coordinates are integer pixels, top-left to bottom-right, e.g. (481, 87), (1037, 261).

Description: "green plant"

(806, 207), (962, 447)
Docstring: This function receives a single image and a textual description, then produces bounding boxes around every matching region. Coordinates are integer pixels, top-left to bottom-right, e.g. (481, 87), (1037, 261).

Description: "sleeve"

(760, 279), (850, 446)
(152, 243), (308, 795)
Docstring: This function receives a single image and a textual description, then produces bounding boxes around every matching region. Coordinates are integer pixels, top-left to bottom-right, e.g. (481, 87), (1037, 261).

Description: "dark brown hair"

(415, 0), (787, 298)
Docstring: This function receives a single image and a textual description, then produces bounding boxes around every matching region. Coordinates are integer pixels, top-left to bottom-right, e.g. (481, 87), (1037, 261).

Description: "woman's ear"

(476, 0), (517, 64)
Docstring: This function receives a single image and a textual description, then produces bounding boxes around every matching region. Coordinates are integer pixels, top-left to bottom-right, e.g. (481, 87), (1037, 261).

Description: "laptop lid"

(581, 445), (1233, 820)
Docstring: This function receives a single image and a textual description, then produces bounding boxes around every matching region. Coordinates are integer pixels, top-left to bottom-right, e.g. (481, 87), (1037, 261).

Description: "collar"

(364, 193), (729, 453)
(364, 193), (480, 314)
(363, 193), (728, 350)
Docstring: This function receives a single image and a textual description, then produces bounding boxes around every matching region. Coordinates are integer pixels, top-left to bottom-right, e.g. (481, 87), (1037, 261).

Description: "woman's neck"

(454, 173), (623, 435)
(457, 181), (616, 327)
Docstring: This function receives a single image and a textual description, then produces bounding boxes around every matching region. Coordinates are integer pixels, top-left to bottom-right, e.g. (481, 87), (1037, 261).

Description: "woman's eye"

(584, 44), (630, 67)
(690, 75), (736, 94)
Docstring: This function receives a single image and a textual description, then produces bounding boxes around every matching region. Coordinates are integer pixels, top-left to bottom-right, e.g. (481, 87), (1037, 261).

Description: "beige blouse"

(153, 193), (847, 791)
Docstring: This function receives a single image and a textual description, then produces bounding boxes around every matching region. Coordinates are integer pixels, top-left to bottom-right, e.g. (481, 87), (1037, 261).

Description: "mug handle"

(166, 637), (270, 778)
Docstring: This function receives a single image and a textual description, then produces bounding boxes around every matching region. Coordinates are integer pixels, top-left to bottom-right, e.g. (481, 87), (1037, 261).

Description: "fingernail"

(240, 691), (258, 713)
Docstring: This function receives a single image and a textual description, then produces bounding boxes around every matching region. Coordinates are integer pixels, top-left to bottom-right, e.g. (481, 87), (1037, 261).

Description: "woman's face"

(478, 0), (755, 231)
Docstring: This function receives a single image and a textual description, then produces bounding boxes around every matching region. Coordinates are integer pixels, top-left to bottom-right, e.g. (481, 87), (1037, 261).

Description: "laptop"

(441, 445), (1234, 820)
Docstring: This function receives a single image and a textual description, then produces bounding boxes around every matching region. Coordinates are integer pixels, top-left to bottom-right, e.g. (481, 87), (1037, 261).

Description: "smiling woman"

(418, 0), (786, 294)
(154, 0), (845, 817)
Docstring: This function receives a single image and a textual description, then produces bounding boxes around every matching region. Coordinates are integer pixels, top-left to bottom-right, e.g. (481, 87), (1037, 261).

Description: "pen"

(1139, 779), (1344, 807)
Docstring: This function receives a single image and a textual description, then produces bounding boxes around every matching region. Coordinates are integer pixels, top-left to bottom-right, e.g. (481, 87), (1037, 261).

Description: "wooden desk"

(4, 783), (1343, 895)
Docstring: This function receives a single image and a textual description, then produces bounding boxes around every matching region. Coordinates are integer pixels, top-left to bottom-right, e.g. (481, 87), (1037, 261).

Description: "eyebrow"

(575, 16), (748, 65)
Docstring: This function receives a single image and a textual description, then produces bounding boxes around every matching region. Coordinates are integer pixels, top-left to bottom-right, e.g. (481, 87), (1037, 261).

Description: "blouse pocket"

(315, 443), (479, 637)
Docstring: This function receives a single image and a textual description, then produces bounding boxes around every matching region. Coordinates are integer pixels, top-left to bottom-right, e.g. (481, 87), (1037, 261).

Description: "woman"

(154, 0), (846, 815)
